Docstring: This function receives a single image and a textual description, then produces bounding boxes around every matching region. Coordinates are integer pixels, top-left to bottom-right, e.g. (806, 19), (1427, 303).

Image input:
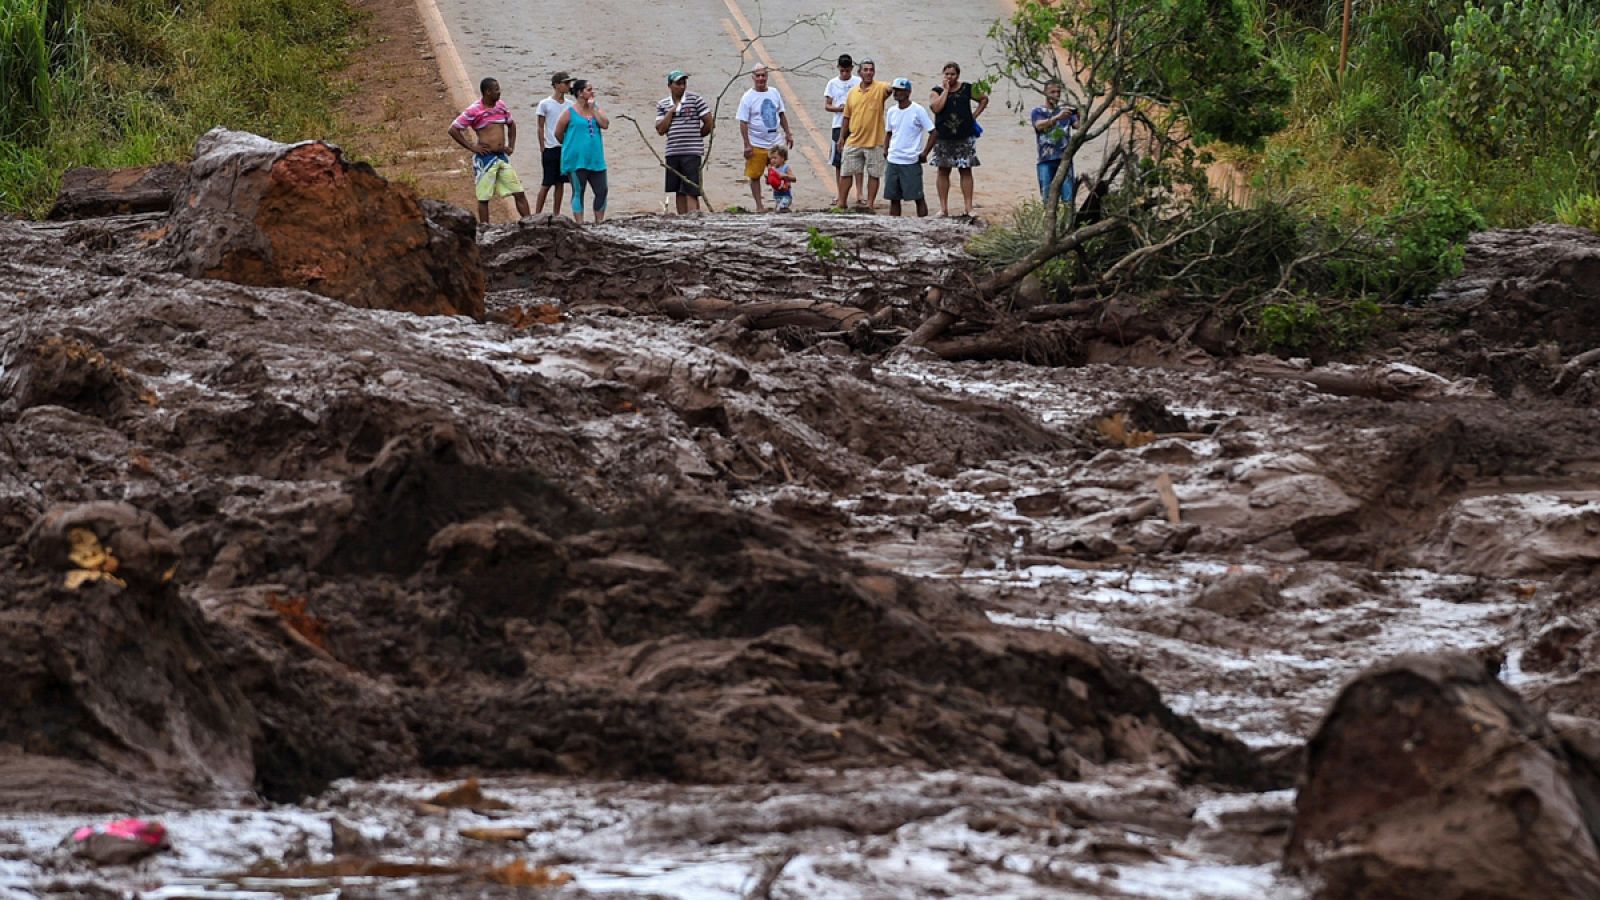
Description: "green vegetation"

(1251, 0), (1600, 228)
(975, 0), (1584, 358)
(805, 226), (838, 263)
(0, 0), (358, 216)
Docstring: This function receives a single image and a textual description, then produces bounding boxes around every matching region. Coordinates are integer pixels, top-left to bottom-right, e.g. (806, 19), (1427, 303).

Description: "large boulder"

(47, 162), (188, 220)
(1430, 225), (1600, 354)
(1287, 654), (1600, 898)
(159, 128), (483, 318)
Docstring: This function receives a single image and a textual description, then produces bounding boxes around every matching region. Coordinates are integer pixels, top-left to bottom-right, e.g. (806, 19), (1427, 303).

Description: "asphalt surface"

(430, 0), (1086, 215)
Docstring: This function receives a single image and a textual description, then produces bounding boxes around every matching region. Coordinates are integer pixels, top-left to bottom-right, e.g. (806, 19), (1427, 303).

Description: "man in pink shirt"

(448, 77), (532, 225)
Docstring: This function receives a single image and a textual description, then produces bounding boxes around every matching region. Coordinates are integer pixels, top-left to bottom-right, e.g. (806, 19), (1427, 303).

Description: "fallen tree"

(896, 0), (1292, 351)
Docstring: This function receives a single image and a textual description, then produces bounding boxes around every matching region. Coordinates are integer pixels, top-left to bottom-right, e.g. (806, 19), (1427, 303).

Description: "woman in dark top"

(928, 61), (989, 216)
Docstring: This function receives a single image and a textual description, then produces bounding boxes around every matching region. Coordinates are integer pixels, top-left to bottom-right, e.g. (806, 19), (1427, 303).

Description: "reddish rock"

(161, 128), (483, 318)
(1287, 653), (1600, 898)
(47, 163), (188, 220)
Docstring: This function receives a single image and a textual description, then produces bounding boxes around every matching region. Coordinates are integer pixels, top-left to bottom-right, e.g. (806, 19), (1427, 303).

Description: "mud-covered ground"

(3, 212), (1600, 897)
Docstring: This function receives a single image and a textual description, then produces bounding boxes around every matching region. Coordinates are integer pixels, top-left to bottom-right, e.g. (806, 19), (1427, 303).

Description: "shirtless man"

(448, 77), (532, 224)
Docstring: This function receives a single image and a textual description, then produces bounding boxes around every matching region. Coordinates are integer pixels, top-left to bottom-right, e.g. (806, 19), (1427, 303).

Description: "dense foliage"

(0, 0), (357, 215)
(1255, 0), (1600, 227)
(979, 0), (1587, 356)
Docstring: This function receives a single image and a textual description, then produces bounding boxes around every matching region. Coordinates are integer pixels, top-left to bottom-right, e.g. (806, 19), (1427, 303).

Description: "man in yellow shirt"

(837, 59), (893, 210)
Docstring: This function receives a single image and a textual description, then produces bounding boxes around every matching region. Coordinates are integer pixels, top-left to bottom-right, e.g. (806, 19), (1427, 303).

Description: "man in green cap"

(655, 69), (713, 214)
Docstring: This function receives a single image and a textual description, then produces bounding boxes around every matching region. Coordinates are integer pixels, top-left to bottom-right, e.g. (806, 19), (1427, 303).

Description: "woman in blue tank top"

(556, 79), (610, 224)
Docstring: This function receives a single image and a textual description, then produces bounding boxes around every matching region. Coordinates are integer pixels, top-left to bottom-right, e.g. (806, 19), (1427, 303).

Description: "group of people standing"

(447, 72), (612, 224)
(820, 54), (988, 217)
(449, 58), (1080, 224)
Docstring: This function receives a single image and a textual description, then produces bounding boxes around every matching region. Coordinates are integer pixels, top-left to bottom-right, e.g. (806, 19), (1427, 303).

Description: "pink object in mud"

(67, 817), (170, 865)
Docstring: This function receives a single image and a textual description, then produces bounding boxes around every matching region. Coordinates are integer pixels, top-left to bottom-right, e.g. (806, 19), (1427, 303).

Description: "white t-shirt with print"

(736, 88), (787, 150)
(885, 102), (935, 165)
(537, 97), (573, 148)
(824, 75), (861, 129)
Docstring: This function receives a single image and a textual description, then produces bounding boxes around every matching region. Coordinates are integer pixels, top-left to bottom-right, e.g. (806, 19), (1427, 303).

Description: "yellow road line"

(719, 0), (834, 187)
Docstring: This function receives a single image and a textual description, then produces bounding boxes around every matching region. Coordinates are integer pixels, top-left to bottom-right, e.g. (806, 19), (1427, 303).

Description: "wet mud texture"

(0, 216), (1267, 807)
(1289, 654), (1600, 899)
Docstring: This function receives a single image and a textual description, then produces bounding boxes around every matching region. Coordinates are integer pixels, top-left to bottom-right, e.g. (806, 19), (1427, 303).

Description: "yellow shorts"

(474, 157), (524, 202)
(743, 147), (771, 180)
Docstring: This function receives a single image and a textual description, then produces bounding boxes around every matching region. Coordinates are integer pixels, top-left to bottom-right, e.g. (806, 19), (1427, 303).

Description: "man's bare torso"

(474, 123), (508, 153)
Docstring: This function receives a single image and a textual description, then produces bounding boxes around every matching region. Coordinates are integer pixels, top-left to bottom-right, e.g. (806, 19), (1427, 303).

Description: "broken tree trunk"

(1553, 347), (1600, 394)
(1237, 357), (1491, 401)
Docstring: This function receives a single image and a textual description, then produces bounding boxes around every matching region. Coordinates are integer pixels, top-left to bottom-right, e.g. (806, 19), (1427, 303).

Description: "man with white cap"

(883, 77), (935, 217)
(655, 69), (713, 214)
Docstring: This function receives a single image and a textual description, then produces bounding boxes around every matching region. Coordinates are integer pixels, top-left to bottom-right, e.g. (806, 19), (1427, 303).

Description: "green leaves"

(1422, 0), (1600, 162)
(998, 0), (1291, 148)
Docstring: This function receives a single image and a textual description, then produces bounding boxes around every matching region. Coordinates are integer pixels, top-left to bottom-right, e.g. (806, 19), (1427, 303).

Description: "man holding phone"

(1031, 81), (1079, 206)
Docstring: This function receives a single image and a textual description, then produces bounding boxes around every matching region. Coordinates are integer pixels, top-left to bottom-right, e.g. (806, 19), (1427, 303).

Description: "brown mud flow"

(6, 137), (1600, 896)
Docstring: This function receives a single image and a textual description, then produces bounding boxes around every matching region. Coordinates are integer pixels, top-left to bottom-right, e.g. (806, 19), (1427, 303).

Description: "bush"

(1421, 0), (1600, 164)
(1253, 297), (1384, 356)
(1371, 180), (1486, 302)
(0, 0), (358, 215)
(0, 0), (54, 140)
(1555, 192), (1600, 231)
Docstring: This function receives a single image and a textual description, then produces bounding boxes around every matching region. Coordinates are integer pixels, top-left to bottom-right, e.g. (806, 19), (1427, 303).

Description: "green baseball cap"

(667, 69), (689, 84)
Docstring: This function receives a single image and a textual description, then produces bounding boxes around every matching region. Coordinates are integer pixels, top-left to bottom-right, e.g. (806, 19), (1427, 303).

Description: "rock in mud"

(159, 128), (483, 318)
(0, 508), (258, 807)
(47, 163), (188, 220)
(1287, 653), (1600, 899)
(26, 502), (179, 589)
(1432, 225), (1600, 355)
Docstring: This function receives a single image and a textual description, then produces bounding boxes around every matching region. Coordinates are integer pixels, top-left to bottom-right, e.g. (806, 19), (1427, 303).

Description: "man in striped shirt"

(448, 77), (531, 225)
(655, 70), (714, 214)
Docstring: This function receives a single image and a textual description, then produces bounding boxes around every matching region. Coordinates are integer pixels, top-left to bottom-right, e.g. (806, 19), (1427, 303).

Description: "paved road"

(430, 0), (1082, 216)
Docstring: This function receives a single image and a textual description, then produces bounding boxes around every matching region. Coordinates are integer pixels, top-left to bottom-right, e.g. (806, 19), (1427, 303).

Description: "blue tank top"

(560, 110), (606, 173)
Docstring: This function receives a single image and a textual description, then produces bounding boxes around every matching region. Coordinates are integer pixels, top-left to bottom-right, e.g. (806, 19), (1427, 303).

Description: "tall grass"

(1249, 0), (1600, 228)
(0, 0), (55, 140)
(0, 0), (358, 215)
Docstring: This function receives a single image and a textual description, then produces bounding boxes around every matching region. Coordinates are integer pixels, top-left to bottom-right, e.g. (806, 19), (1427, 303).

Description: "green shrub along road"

(0, 0), (356, 216)
(1250, 0), (1600, 230)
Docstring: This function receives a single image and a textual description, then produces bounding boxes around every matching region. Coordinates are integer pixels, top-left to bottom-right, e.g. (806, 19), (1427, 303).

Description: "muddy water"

(1, 319), (1582, 897)
(6, 211), (1600, 896)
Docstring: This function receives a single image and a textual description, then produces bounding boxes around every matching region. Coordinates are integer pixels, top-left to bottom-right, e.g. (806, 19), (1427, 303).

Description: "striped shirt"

(453, 99), (513, 131)
(656, 91), (709, 157)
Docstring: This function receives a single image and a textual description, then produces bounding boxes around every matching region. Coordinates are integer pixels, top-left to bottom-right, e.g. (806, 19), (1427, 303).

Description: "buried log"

(1287, 653), (1600, 898)
(48, 163), (188, 220)
(1553, 347), (1600, 394)
(655, 296), (869, 331)
(1237, 357), (1492, 401)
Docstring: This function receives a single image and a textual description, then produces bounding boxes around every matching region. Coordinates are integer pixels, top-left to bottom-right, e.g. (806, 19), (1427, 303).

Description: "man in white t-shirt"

(535, 72), (574, 215)
(883, 78), (935, 217)
(736, 66), (793, 212)
(822, 54), (861, 200)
